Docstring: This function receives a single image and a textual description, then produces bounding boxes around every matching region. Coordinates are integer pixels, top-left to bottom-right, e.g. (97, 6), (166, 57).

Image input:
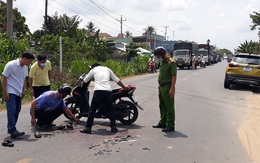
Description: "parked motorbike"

(64, 73), (143, 125)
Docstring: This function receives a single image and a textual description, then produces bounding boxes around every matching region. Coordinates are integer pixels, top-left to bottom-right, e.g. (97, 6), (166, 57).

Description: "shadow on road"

(164, 130), (188, 138)
(228, 84), (260, 94)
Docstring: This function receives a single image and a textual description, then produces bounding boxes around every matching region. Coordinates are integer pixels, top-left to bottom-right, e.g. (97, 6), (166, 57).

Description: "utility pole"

(6, 0), (13, 38)
(44, 0), (48, 35)
(116, 15), (126, 37)
(164, 26), (169, 41)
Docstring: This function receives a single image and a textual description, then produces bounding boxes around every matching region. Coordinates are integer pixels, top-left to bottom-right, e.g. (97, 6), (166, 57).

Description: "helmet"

(154, 46), (167, 57)
(58, 84), (71, 95)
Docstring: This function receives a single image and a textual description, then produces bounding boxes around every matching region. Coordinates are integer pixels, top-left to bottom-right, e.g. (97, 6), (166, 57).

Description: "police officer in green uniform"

(152, 46), (177, 132)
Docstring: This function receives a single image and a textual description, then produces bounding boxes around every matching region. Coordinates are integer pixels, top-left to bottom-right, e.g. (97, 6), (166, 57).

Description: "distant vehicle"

(227, 54), (233, 63)
(198, 49), (209, 65)
(224, 56), (227, 60)
(198, 44), (213, 65)
(173, 42), (198, 69)
(224, 53), (260, 89)
(212, 53), (218, 64)
(217, 54), (222, 62)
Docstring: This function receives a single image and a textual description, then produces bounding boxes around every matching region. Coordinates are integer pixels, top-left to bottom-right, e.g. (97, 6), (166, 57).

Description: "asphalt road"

(0, 61), (256, 163)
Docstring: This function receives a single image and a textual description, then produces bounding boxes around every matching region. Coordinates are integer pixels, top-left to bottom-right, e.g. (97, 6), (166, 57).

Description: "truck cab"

(173, 49), (191, 69)
(173, 42), (197, 69)
(198, 49), (209, 65)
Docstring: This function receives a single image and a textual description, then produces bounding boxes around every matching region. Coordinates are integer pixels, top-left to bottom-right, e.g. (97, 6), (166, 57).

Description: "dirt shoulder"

(238, 93), (260, 163)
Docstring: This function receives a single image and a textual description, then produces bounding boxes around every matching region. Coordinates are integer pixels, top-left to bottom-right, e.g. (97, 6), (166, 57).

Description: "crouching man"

(30, 84), (80, 128)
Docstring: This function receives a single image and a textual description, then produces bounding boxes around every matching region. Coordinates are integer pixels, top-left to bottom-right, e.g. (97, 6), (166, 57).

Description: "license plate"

(243, 67), (252, 72)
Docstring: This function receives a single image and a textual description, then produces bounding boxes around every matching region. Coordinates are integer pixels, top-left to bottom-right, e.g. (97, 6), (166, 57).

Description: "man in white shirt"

(1, 52), (35, 138)
(80, 63), (128, 134)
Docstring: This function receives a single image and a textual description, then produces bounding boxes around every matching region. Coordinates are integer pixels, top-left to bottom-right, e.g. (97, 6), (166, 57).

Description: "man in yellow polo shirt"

(29, 54), (52, 98)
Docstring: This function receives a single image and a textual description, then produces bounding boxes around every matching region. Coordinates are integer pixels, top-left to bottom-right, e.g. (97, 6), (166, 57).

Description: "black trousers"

(86, 90), (116, 128)
(33, 85), (50, 98)
(35, 107), (64, 126)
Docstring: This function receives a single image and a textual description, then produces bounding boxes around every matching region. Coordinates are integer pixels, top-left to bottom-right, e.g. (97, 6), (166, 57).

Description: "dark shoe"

(162, 127), (175, 132)
(10, 130), (25, 138)
(2, 140), (14, 147)
(57, 125), (65, 130)
(152, 124), (166, 128)
(80, 127), (91, 134)
(111, 126), (118, 133)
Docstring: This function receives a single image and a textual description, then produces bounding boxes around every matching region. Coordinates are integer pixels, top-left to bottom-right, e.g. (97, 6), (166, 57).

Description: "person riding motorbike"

(148, 54), (157, 73)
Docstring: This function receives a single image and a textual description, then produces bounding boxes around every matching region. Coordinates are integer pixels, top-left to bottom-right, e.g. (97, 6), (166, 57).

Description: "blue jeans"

(6, 94), (22, 133)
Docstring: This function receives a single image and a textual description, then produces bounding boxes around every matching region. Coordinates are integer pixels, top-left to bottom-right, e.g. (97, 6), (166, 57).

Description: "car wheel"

(224, 77), (230, 89)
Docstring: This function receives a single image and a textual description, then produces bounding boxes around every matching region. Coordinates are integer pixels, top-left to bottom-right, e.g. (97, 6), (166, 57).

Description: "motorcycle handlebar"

(118, 84), (136, 92)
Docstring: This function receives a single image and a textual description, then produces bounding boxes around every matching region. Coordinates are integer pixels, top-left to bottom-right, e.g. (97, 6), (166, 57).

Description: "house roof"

(99, 33), (112, 39)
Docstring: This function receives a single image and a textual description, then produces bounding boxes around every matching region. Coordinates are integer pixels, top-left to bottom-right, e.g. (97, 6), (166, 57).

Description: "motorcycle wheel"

(148, 68), (151, 73)
(118, 101), (138, 125)
(64, 100), (82, 120)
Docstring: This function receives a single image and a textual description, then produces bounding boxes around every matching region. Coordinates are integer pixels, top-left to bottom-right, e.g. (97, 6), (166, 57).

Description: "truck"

(198, 44), (212, 65)
(173, 42), (198, 69)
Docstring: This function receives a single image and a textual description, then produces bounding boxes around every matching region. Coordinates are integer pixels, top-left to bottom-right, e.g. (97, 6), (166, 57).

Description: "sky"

(13, 0), (260, 52)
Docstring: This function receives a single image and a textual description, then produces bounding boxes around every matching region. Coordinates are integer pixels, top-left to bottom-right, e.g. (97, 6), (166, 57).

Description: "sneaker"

(80, 127), (91, 134)
(10, 130), (25, 138)
(111, 126), (118, 133)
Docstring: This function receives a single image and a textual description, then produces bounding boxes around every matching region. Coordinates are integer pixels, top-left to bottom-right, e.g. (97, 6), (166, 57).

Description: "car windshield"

(174, 50), (189, 56)
(233, 55), (260, 65)
(198, 50), (208, 56)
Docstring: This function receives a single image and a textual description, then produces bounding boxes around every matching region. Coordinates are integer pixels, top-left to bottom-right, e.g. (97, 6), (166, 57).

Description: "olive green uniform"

(158, 58), (177, 129)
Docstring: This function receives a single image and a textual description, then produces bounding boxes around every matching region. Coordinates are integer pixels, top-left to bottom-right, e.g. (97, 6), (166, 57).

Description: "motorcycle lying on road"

(64, 73), (143, 125)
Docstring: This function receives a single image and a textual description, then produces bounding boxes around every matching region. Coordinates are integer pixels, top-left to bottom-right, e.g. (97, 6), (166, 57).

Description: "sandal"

(2, 140), (14, 147)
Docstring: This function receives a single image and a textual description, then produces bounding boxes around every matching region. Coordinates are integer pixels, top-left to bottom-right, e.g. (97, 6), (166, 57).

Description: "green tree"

(125, 42), (139, 62)
(235, 40), (258, 54)
(143, 26), (155, 49)
(84, 29), (114, 61)
(41, 12), (81, 38)
(215, 48), (232, 55)
(85, 21), (97, 36)
(0, 1), (30, 38)
(124, 31), (132, 37)
(59, 14), (81, 38)
(250, 11), (260, 30)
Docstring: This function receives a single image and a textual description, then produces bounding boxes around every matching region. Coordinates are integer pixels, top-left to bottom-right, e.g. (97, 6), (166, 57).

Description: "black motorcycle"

(64, 73), (143, 125)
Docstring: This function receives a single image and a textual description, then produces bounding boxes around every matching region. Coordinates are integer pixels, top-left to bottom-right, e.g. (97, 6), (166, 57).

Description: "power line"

(88, 0), (117, 20)
(50, 0), (119, 33)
